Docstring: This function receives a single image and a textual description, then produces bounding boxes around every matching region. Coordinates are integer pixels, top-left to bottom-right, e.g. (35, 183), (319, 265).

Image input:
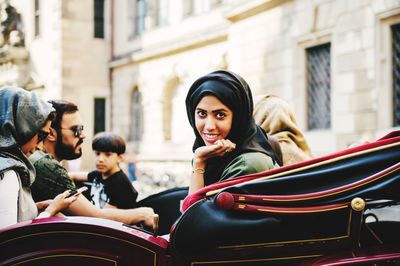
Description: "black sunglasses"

(59, 125), (84, 137)
(37, 130), (49, 144)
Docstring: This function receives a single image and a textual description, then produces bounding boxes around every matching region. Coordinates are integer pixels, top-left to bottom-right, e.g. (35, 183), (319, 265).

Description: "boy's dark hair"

(48, 100), (79, 129)
(92, 132), (126, 155)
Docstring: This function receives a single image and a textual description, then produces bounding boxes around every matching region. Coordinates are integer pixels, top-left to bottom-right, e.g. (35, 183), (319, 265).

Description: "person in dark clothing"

(31, 100), (155, 227)
(185, 70), (280, 194)
(88, 132), (138, 209)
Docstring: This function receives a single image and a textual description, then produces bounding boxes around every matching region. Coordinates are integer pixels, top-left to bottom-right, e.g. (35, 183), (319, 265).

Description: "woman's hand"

(189, 139), (236, 194)
(194, 139), (236, 161)
(43, 190), (79, 216)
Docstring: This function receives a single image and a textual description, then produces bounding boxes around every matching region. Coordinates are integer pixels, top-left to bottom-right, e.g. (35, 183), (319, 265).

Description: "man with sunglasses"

(29, 100), (157, 228)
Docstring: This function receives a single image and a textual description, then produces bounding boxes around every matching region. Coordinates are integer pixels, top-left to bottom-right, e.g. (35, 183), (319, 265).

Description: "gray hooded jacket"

(0, 87), (54, 223)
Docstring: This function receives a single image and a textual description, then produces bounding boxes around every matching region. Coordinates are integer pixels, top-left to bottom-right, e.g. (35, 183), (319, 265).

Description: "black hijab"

(185, 70), (278, 185)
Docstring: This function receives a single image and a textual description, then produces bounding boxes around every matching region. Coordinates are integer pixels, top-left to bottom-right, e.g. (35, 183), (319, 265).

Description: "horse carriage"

(1, 131), (400, 265)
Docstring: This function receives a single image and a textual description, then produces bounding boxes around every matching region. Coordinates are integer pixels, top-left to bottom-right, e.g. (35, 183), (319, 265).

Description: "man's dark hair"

(48, 100), (79, 129)
(46, 111), (57, 124)
(92, 132), (126, 155)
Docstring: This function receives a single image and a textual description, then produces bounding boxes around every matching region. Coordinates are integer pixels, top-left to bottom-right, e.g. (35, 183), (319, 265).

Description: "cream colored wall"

(110, 0), (230, 166)
(9, 0), (400, 178)
(60, 0), (110, 170)
(110, 2), (231, 190)
(11, 0), (110, 170)
(110, 0), (400, 163)
(12, 0), (63, 100)
(112, 41), (228, 161)
(226, 0), (400, 155)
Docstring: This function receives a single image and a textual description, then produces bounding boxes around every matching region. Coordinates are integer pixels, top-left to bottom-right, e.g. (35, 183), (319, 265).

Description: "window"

(183, 0), (221, 17)
(129, 0), (169, 38)
(306, 43), (331, 130)
(94, 98), (106, 134)
(127, 0), (136, 40)
(135, 0), (147, 35)
(183, 0), (194, 17)
(392, 23), (400, 126)
(94, 0), (104, 38)
(34, 0), (40, 36)
(129, 88), (144, 144)
(154, 0), (169, 27)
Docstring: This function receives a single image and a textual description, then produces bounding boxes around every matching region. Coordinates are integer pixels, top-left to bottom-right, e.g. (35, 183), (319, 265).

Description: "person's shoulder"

(237, 152), (274, 168)
(107, 170), (130, 183)
(29, 150), (55, 165)
(32, 151), (67, 177)
(223, 152), (275, 178)
(241, 152), (273, 161)
(115, 170), (129, 179)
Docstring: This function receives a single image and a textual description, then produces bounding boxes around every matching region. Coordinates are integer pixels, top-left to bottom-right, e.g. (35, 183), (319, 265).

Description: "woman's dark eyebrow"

(212, 109), (228, 113)
(196, 107), (228, 113)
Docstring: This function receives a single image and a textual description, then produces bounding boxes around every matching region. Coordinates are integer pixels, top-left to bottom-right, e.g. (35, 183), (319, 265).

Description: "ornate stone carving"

(0, 1), (24, 47)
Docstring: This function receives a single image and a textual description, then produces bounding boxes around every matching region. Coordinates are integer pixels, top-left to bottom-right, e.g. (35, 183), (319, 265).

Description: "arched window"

(129, 87), (144, 149)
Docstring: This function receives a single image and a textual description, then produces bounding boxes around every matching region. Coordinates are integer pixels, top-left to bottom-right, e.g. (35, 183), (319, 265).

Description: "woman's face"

(195, 95), (233, 146)
(21, 120), (51, 157)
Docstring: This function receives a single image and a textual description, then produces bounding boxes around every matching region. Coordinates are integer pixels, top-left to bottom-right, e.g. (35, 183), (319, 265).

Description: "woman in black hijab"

(186, 70), (279, 193)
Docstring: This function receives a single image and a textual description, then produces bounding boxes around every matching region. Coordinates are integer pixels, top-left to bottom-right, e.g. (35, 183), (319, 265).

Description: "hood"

(0, 87), (54, 149)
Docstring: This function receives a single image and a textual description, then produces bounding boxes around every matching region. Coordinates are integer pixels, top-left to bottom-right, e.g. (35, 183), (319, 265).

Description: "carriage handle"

(215, 191), (366, 215)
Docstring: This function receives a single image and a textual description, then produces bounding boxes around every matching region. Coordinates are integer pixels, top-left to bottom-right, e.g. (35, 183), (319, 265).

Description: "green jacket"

(220, 152), (277, 181)
(29, 150), (76, 202)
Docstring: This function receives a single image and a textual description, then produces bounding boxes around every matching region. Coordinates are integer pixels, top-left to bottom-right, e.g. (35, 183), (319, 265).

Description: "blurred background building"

(1, 0), (400, 197)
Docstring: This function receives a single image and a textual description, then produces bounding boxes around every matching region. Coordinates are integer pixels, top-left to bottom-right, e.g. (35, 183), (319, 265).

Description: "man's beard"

(55, 136), (83, 160)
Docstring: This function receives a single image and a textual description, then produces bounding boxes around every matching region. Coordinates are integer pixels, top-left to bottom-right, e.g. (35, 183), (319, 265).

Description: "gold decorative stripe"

(255, 142), (400, 183)
(0, 230), (158, 266)
(217, 210), (353, 249)
(12, 254), (117, 266)
(218, 235), (348, 249)
(347, 209), (353, 237)
(206, 142), (400, 197)
(238, 196), (246, 201)
(257, 164), (400, 202)
(191, 254), (322, 265)
(255, 203), (348, 214)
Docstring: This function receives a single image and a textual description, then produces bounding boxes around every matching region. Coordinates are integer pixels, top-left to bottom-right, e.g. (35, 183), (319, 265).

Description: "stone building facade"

(109, 0), (400, 194)
(2, 0), (400, 197)
(0, 0), (109, 170)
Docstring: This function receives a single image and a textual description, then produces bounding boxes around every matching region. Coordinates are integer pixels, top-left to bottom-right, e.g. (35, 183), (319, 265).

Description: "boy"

(88, 132), (138, 209)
